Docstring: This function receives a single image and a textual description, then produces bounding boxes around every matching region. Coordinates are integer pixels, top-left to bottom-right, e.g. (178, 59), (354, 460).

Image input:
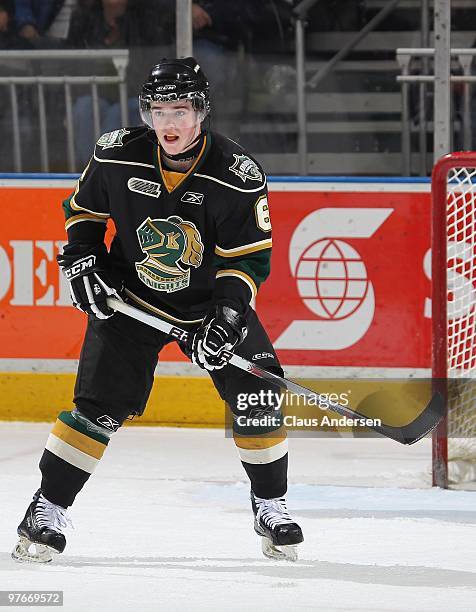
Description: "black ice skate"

(12, 489), (72, 563)
(251, 491), (303, 562)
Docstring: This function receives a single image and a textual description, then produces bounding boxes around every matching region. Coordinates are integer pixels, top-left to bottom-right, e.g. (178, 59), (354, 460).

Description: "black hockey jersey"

(62, 127), (272, 325)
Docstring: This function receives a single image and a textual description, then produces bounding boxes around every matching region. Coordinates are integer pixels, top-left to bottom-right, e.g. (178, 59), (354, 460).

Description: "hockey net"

(432, 152), (476, 487)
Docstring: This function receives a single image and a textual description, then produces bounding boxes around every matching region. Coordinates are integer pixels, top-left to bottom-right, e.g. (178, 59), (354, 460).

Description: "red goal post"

(432, 152), (476, 488)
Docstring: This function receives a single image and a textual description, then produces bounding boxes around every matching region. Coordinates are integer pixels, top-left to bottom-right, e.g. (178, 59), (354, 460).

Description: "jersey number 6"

(255, 195), (272, 232)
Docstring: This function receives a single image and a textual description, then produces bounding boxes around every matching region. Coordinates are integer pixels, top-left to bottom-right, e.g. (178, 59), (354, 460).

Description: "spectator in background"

(307, 0), (363, 32)
(192, 1), (295, 95)
(68, 0), (170, 166)
(0, 4), (8, 33)
(140, 1), (294, 107)
(150, 2), (247, 102)
(0, 2), (23, 49)
(14, 0), (78, 48)
(192, 2), (240, 100)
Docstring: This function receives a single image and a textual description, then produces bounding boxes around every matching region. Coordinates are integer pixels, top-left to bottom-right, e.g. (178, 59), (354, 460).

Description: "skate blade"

(261, 537), (298, 562)
(11, 536), (55, 564)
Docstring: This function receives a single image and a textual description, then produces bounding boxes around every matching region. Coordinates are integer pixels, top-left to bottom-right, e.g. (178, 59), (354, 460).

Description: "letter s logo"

(424, 242), (476, 320)
(275, 207), (393, 350)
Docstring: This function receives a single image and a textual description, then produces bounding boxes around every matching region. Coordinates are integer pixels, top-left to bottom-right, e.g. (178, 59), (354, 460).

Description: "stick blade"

(375, 391), (445, 445)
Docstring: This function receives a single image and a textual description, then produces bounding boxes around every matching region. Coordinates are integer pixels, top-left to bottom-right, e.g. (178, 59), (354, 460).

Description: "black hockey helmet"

(139, 57), (210, 129)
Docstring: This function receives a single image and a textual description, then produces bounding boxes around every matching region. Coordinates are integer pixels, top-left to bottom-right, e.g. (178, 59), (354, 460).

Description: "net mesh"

(446, 166), (476, 478)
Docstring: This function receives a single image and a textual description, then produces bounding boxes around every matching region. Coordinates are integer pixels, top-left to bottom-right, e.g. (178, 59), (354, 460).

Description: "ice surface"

(1, 423), (475, 612)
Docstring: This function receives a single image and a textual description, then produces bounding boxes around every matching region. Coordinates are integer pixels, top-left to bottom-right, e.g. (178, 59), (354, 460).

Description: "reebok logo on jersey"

(181, 191), (204, 205)
(128, 177), (161, 198)
(97, 415), (120, 431)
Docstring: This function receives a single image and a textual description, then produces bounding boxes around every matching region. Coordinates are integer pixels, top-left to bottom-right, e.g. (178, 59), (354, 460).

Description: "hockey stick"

(107, 297), (444, 445)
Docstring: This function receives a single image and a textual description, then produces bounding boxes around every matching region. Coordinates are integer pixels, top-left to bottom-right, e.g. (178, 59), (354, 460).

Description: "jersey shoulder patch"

(228, 152), (263, 184)
(199, 133), (267, 192)
(93, 126), (153, 165)
(96, 128), (130, 150)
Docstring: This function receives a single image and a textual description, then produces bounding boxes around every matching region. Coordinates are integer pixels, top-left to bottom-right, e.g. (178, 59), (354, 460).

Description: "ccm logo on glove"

(64, 255), (96, 280)
(57, 243), (123, 320)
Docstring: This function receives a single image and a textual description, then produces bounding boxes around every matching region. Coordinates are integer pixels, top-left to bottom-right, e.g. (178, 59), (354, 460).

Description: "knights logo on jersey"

(229, 154), (263, 183)
(135, 216), (204, 293)
(97, 128), (130, 149)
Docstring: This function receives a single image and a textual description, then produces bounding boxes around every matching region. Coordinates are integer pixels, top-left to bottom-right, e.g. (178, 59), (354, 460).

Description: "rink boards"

(0, 175), (433, 425)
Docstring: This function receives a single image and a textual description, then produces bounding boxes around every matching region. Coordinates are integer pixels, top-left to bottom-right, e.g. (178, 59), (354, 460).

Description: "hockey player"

(12, 57), (303, 563)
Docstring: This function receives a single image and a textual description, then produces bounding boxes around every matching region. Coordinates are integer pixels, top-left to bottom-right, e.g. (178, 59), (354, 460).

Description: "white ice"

(1, 423), (475, 612)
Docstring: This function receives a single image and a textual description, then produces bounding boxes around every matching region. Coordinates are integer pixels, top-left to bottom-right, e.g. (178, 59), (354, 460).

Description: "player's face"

(151, 101), (201, 155)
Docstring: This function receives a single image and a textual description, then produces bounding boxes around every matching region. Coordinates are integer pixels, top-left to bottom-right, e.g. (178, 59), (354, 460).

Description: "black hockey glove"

(188, 305), (248, 371)
(57, 243), (123, 320)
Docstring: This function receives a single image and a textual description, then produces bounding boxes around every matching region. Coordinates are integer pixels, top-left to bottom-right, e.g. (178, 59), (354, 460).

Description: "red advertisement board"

(0, 181), (432, 368)
(260, 186), (432, 368)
